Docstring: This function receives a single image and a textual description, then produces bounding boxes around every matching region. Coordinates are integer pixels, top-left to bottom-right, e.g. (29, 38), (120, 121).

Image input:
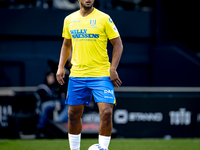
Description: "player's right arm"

(56, 38), (72, 85)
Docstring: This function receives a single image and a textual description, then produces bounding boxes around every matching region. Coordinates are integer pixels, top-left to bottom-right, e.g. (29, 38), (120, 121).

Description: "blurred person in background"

(111, 0), (156, 11)
(36, 0), (52, 9)
(35, 60), (71, 138)
(53, 0), (79, 10)
(9, 0), (36, 9)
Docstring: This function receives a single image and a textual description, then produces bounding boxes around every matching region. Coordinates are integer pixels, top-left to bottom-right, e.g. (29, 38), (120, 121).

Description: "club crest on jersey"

(90, 19), (96, 26)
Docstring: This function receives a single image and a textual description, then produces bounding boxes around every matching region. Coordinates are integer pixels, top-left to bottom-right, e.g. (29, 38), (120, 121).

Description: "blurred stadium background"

(0, 0), (200, 140)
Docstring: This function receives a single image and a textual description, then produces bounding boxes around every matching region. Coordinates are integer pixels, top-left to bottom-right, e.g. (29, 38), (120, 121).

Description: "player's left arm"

(109, 36), (123, 87)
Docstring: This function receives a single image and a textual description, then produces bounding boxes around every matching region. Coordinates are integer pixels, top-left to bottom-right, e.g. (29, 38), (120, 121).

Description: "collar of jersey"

(78, 7), (96, 18)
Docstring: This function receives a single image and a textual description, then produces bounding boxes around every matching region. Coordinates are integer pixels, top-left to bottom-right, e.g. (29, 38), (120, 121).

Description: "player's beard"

(80, 1), (94, 10)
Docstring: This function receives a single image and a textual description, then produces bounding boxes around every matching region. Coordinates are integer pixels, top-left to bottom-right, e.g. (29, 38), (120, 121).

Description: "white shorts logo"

(104, 96), (113, 99)
(104, 90), (113, 94)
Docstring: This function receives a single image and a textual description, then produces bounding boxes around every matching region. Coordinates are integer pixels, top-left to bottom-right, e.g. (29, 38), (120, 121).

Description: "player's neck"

(79, 7), (94, 17)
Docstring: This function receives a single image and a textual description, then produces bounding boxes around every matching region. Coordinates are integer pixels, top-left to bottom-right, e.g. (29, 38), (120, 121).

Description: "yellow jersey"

(62, 8), (120, 77)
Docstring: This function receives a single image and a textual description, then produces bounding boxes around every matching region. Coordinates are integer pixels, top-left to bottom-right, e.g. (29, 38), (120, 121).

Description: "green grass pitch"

(0, 138), (200, 150)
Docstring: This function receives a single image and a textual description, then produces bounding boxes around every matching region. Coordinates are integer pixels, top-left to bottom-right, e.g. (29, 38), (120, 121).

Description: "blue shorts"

(66, 77), (116, 106)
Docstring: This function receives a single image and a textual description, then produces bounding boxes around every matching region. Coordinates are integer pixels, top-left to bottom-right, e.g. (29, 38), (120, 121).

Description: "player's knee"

(100, 108), (112, 120)
(68, 109), (80, 121)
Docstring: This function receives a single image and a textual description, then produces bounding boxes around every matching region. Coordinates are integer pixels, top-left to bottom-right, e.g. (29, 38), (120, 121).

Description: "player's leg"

(68, 104), (84, 134)
(88, 77), (115, 149)
(98, 102), (113, 136)
(66, 77), (91, 150)
(68, 104), (84, 150)
(98, 102), (114, 149)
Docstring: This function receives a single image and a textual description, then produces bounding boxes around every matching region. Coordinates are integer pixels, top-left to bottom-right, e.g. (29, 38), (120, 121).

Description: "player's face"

(78, 0), (94, 10)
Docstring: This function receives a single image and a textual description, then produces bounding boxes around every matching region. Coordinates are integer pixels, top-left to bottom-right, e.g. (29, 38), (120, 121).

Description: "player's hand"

(56, 67), (65, 85)
(110, 69), (122, 88)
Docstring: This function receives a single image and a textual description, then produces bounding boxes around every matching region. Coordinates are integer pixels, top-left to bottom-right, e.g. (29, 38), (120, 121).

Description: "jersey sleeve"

(105, 15), (120, 40)
(62, 17), (71, 39)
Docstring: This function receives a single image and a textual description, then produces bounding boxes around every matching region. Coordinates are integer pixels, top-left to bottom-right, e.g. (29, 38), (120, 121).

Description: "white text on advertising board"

(114, 109), (163, 124)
